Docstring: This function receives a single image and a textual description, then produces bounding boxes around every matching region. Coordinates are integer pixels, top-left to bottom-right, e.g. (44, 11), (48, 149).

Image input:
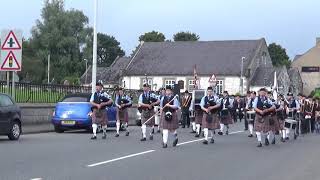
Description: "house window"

(188, 79), (195, 91)
(215, 80), (223, 94)
(142, 78), (153, 89)
(164, 79), (175, 87)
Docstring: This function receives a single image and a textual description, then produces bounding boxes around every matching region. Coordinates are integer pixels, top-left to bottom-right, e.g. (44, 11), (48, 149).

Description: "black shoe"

(173, 138), (178, 147)
(218, 132), (223, 135)
(149, 135), (153, 140)
(163, 143), (168, 148)
(115, 133), (119, 137)
(157, 129), (161, 133)
(285, 137), (289, 140)
(190, 130), (196, 133)
(272, 138), (276, 145)
(203, 140), (208, 144)
(195, 134), (200, 138)
(265, 138), (269, 146)
(248, 134), (253, 137)
(182, 126), (185, 128)
(140, 137), (146, 141)
(125, 132), (129, 136)
(257, 142), (262, 147)
(210, 138), (215, 144)
(91, 136), (97, 140)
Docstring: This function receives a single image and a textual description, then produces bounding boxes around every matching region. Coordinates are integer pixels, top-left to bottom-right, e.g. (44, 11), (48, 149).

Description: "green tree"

(173, 31), (200, 41)
(83, 32), (125, 67)
(30, 0), (90, 83)
(268, 43), (291, 68)
(139, 31), (165, 42)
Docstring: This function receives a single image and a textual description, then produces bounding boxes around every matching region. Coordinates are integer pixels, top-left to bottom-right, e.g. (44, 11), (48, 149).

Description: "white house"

(122, 38), (274, 95)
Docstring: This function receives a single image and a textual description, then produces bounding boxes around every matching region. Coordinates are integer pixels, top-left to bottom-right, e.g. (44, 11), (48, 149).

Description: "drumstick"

(142, 95), (178, 125)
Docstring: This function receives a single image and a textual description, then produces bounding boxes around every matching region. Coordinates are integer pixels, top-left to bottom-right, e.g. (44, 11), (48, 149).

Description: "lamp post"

(240, 57), (245, 95)
(91, 0), (98, 93)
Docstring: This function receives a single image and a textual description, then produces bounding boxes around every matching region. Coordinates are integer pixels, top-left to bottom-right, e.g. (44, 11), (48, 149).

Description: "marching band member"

(246, 91), (256, 137)
(156, 87), (166, 133)
(194, 95), (204, 138)
(115, 87), (132, 137)
(90, 82), (113, 140)
(233, 94), (245, 123)
(304, 96), (315, 133)
(253, 88), (275, 147)
(275, 94), (286, 142)
(244, 91), (252, 131)
(181, 90), (192, 128)
(138, 84), (160, 141)
(284, 92), (300, 140)
(314, 97), (320, 134)
(160, 85), (180, 148)
(218, 91), (234, 135)
(200, 87), (221, 144)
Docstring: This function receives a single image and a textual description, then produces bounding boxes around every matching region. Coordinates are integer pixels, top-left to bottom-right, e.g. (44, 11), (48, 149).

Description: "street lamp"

(240, 57), (246, 95)
(84, 58), (88, 85)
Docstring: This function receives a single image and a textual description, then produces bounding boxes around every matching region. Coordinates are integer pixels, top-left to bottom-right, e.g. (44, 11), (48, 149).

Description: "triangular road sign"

(1, 30), (22, 50)
(1, 51), (21, 70)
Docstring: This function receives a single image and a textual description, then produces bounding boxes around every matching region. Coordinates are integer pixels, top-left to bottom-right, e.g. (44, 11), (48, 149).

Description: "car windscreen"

(62, 96), (89, 102)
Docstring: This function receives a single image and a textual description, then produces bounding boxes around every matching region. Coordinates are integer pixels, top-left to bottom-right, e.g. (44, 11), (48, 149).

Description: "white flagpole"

(91, 0), (98, 93)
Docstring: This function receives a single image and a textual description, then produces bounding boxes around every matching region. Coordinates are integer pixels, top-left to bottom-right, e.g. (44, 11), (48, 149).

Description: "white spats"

(141, 124), (147, 138)
(249, 124), (254, 134)
(116, 122), (121, 134)
(204, 128), (209, 140)
(92, 124), (98, 136)
(220, 124), (225, 132)
(192, 122), (196, 131)
(256, 132), (262, 142)
(282, 130), (286, 139)
(196, 124), (201, 134)
(285, 128), (290, 137)
(102, 125), (108, 134)
(267, 131), (274, 141)
(163, 129), (169, 144)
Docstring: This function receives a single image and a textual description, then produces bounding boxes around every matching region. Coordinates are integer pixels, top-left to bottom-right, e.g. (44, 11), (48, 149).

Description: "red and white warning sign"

(0, 29), (22, 71)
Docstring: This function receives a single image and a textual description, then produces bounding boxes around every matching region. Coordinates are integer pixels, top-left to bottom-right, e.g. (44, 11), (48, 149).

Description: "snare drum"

(246, 111), (255, 121)
(287, 109), (295, 119)
(285, 118), (297, 129)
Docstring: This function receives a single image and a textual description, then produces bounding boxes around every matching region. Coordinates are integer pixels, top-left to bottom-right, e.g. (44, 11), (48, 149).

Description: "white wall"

(199, 77), (210, 89)
(153, 77), (163, 91)
(224, 77), (241, 95)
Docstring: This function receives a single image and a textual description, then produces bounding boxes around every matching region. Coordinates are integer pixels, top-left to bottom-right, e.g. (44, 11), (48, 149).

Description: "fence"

(0, 81), (142, 103)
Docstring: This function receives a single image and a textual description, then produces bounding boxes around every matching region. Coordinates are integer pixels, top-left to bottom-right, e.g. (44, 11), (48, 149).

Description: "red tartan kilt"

(161, 111), (179, 131)
(268, 115), (278, 132)
(92, 109), (108, 125)
(202, 113), (220, 130)
(141, 109), (155, 126)
(254, 114), (270, 133)
(220, 112), (234, 125)
(195, 110), (203, 124)
(117, 108), (128, 123)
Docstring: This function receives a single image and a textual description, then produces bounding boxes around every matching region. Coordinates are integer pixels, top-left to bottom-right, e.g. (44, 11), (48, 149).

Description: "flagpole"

(91, 0), (98, 93)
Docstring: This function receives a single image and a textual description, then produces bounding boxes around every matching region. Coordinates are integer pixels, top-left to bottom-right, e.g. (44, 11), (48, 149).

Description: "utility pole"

(91, 0), (98, 93)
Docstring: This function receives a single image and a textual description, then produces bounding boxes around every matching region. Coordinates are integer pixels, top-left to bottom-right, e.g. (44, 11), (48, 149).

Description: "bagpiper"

(138, 84), (160, 141)
(252, 88), (275, 147)
(181, 90), (192, 128)
(275, 94), (286, 142)
(200, 86), (221, 144)
(160, 85), (180, 148)
(115, 87), (132, 137)
(90, 82), (113, 140)
(218, 91), (234, 135)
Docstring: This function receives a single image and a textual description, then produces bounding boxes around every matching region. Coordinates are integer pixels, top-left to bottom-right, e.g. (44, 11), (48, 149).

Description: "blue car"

(52, 93), (117, 133)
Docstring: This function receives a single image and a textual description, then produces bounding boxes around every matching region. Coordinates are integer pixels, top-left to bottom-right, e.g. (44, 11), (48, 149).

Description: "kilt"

(202, 113), (220, 130)
(92, 109), (108, 125)
(268, 115), (278, 132)
(141, 109), (155, 126)
(117, 108), (129, 123)
(195, 110), (203, 124)
(161, 111), (179, 131)
(254, 114), (270, 133)
(220, 110), (234, 125)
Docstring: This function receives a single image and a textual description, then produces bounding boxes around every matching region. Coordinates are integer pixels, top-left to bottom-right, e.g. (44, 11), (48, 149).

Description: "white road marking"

(177, 130), (244, 146)
(87, 150), (155, 167)
(30, 178), (43, 180)
(87, 131), (244, 167)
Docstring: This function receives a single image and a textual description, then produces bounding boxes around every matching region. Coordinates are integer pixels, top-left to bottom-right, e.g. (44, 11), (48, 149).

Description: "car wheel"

(54, 125), (65, 133)
(8, 120), (21, 140)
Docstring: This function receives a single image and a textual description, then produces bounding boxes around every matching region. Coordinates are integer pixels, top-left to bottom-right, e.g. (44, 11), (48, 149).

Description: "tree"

(83, 32), (125, 67)
(139, 31), (165, 42)
(173, 31), (200, 41)
(268, 43), (291, 68)
(30, 0), (90, 83)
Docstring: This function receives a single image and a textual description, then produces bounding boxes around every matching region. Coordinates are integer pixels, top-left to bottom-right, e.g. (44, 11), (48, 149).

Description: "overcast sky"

(0, 0), (319, 58)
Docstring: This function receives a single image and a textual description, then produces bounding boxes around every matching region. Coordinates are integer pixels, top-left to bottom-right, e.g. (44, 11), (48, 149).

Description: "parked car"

(0, 93), (22, 140)
(52, 93), (117, 133)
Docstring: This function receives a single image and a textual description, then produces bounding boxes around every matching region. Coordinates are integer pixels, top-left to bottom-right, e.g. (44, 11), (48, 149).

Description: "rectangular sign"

(301, 66), (320, 73)
(0, 29), (22, 71)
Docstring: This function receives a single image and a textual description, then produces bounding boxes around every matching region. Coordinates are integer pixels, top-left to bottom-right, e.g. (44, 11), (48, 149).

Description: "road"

(0, 123), (319, 180)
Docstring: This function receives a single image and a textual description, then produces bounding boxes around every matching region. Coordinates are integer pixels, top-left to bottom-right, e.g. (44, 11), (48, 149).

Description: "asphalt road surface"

(1, 123), (319, 180)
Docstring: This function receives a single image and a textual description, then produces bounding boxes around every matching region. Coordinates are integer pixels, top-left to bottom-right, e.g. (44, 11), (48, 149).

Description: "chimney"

(317, 37), (320, 46)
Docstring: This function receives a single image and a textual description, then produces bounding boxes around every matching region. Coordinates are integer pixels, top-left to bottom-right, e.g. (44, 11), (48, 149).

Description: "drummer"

(245, 91), (256, 137)
(284, 92), (300, 140)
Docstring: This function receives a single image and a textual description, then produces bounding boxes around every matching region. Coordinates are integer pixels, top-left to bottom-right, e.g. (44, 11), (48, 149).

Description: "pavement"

(0, 122), (320, 180)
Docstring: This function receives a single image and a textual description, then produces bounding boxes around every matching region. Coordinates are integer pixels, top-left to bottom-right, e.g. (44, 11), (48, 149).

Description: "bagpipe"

(204, 100), (218, 114)
(138, 96), (159, 113)
(256, 99), (273, 117)
(118, 97), (132, 110)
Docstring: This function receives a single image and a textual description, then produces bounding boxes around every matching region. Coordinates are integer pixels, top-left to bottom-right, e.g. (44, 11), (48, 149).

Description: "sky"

(0, 0), (319, 59)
